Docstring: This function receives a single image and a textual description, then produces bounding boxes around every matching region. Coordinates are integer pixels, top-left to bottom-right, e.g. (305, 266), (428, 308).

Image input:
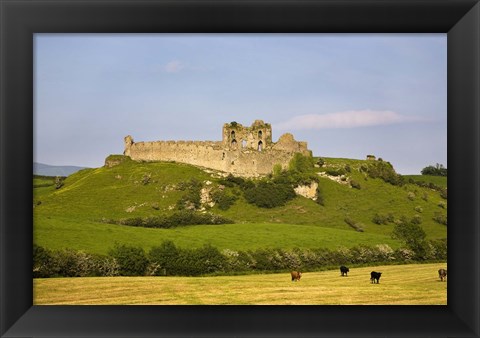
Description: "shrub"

(222, 249), (251, 272)
(411, 214), (422, 225)
(325, 168), (346, 176)
(105, 154), (130, 166)
(48, 249), (101, 277)
(272, 163), (283, 176)
(211, 189), (238, 210)
(109, 243), (148, 276)
(414, 206), (423, 213)
(174, 249), (203, 276)
(433, 212), (447, 226)
(219, 174), (249, 189)
(366, 161), (404, 186)
(394, 247), (415, 261)
(34, 245), (119, 278)
(421, 163), (447, 176)
(195, 244), (227, 274)
(54, 176), (64, 189)
(428, 239), (447, 260)
(96, 256), (120, 277)
(149, 240), (180, 276)
(142, 173), (151, 185)
(288, 153), (315, 174)
(33, 244), (54, 278)
(316, 186), (325, 206)
(350, 245), (376, 263)
(244, 181), (296, 208)
(372, 213), (390, 225)
(249, 249), (276, 271)
(332, 246), (353, 264)
(375, 244), (396, 261)
(177, 178), (202, 210)
(344, 217), (364, 232)
(107, 211), (234, 229)
(350, 180), (361, 189)
(392, 221), (428, 260)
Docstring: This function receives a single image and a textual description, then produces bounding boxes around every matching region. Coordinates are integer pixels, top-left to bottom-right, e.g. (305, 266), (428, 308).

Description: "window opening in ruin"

(258, 130), (263, 139)
(231, 130), (236, 139)
(231, 139), (237, 149)
(222, 152), (225, 160)
(242, 140), (247, 148)
(258, 141), (263, 151)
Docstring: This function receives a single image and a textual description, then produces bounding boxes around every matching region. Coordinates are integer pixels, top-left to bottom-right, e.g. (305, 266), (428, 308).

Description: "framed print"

(1, 0), (479, 337)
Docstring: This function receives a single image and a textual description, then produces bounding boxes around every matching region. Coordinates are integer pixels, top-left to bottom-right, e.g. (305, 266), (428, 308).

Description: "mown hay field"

(34, 263), (446, 305)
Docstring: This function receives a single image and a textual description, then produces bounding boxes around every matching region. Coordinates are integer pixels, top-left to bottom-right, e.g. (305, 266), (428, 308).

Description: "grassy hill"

(33, 156), (447, 256)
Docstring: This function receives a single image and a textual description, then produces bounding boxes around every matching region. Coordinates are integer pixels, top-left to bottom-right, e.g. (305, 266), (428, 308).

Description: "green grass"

(33, 263), (447, 305)
(404, 175), (447, 188)
(33, 158), (447, 255)
(34, 216), (401, 255)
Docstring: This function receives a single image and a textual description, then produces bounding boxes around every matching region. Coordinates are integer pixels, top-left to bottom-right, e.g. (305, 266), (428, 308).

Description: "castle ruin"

(123, 120), (312, 177)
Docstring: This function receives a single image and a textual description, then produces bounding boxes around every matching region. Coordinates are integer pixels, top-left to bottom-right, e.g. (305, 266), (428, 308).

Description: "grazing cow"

(370, 271), (382, 284)
(438, 269), (447, 282)
(291, 271), (302, 282)
(340, 266), (350, 276)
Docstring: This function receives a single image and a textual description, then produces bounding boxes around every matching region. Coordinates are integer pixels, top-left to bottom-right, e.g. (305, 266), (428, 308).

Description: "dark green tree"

(109, 243), (148, 276)
(392, 220), (428, 260)
(149, 240), (180, 275)
(421, 163), (447, 176)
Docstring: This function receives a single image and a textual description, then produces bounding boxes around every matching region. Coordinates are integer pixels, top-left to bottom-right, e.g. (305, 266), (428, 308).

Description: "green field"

(404, 175), (448, 188)
(33, 157), (447, 255)
(33, 263), (447, 305)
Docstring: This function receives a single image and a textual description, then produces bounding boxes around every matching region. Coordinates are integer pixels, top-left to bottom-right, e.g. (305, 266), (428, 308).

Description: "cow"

(291, 271), (302, 282)
(438, 269), (447, 282)
(370, 271), (382, 284)
(340, 266), (349, 277)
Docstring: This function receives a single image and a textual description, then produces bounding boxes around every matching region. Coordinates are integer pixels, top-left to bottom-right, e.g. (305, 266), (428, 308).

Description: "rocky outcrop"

(294, 181), (319, 200)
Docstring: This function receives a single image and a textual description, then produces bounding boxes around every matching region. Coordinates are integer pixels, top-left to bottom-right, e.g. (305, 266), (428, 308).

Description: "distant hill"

(33, 162), (88, 177)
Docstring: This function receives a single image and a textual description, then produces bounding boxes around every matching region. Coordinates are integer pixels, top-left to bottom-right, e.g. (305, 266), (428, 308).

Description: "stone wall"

(124, 120), (312, 177)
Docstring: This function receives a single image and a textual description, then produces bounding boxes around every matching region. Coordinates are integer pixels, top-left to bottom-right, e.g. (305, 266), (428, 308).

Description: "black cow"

(438, 269), (447, 282)
(340, 266), (349, 276)
(291, 271), (302, 282)
(370, 271), (382, 284)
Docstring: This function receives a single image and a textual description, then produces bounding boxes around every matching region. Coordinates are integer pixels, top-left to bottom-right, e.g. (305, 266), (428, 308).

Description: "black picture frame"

(1, 0), (479, 337)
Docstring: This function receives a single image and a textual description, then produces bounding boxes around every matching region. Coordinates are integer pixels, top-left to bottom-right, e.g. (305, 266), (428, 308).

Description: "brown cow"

(291, 271), (302, 282)
(438, 269), (447, 281)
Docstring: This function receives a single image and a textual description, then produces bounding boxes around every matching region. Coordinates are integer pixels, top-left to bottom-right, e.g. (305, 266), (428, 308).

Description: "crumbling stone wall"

(124, 120), (312, 177)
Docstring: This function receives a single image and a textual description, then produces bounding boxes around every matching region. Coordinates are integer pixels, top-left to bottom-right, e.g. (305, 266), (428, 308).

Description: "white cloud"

(274, 110), (426, 131)
(164, 60), (185, 73)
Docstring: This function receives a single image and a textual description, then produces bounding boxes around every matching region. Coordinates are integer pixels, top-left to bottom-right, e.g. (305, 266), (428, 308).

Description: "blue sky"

(34, 34), (447, 174)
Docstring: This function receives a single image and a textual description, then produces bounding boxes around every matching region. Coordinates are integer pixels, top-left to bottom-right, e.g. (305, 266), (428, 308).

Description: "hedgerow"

(34, 238), (447, 278)
(102, 210), (234, 229)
